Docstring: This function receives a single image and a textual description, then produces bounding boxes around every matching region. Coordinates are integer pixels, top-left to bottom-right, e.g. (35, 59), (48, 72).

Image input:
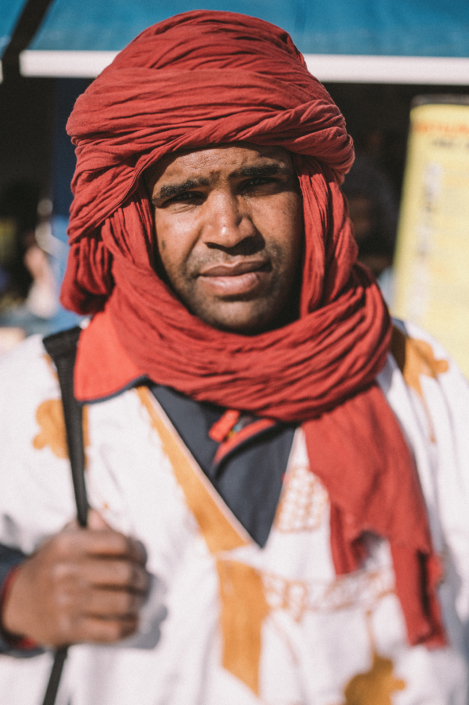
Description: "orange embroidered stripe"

(136, 387), (249, 553)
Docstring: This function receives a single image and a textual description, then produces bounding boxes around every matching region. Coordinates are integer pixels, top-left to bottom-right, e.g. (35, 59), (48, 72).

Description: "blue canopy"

(15, 0), (469, 82)
(0, 0), (27, 54)
(27, 0), (469, 57)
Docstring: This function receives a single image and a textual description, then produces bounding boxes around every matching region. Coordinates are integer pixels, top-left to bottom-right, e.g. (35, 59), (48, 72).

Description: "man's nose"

(203, 191), (256, 250)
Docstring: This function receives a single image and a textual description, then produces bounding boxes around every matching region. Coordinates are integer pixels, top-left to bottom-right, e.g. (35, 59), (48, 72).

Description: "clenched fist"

(1, 510), (149, 647)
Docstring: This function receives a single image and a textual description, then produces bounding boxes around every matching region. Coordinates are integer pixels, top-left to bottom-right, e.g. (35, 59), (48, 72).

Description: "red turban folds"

(64, 11), (445, 647)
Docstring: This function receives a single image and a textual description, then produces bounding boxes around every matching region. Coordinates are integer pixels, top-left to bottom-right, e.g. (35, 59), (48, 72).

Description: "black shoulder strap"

(41, 326), (88, 705)
(43, 326), (88, 528)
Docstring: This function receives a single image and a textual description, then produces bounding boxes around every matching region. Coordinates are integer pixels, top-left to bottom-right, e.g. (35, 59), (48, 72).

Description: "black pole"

(42, 328), (88, 705)
(1, 0), (54, 80)
(42, 646), (69, 705)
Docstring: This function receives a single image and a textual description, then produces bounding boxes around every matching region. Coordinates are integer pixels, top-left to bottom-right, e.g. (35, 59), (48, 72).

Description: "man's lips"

(199, 259), (269, 277)
(198, 259), (269, 296)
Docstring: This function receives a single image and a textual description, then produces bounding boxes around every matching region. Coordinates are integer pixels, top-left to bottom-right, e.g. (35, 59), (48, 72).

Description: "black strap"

(43, 327), (88, 528)
(41, 646), (69, 705)
(41, 326), (88, 705)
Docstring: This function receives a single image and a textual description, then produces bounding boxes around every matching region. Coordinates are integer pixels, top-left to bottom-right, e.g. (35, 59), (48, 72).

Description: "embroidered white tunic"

(0, 321), (468, 705)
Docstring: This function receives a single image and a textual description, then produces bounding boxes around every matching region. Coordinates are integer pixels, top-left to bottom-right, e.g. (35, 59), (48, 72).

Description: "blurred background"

(0, 0), (468, 371)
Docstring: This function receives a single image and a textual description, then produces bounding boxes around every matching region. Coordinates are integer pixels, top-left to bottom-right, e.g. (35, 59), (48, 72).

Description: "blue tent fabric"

(29, 0), (469, 57)
(0, 0), (28, 52)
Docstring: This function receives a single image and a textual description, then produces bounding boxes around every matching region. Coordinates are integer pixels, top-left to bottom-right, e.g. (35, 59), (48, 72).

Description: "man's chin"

(189, 299), (278, 335)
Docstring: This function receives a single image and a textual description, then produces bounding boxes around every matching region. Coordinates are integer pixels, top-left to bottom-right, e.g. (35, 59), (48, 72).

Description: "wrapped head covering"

(64, 11), (445, 648)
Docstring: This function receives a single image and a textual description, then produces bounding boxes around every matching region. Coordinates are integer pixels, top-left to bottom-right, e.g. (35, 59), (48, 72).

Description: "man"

(0, 10), (468, 705)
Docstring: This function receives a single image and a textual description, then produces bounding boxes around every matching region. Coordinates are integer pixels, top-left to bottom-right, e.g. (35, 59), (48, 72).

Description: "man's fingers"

(55, 528), (146, 565)
(60, 508), (108, 533)
(74, 615), (139, 644)
(87, 509), (111, 531)
(2, 520), (149, 647)
(83, 559), (150, 593)
(81, 531), (146, 564)
(83, 588), (146, 618)
(56, 511), (146, 565)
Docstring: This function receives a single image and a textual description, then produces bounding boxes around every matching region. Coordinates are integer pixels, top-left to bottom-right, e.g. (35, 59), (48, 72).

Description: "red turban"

(63, 11), (445, 647)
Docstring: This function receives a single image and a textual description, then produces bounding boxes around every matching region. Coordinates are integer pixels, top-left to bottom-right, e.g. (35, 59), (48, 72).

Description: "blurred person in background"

(342, 155), (398, 303)
(0, 181), (39, 311)
(0, 12), (468, 705)
(0, 181), (57, 345)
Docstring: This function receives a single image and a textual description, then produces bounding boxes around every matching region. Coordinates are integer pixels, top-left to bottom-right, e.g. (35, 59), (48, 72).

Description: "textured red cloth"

(64, 11), (445, 647)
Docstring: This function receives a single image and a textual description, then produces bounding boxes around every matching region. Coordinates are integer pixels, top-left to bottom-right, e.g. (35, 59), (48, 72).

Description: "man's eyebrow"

(152, 163), (291, 203)
(153, 177), (210, 202)
(230, 163), (291, 179)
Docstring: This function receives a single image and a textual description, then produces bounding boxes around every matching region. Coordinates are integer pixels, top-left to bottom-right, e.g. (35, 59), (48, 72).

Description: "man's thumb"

(87, 508), (111, 531)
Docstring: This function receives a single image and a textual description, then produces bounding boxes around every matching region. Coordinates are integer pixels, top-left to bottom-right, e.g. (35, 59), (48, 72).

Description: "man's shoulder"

(0, 334), (59, 409)
(390, 318), (468, 391)
(392, 318), (454, 354)
(0, 334), (50, 377)
(385, 319), (469, 450)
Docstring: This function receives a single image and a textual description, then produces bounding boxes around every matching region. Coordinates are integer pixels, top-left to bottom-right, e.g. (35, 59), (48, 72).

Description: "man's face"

(147, 143), (303, 334)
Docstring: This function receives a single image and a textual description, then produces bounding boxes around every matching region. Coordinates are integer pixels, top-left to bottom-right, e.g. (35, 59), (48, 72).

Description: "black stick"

(42, 647), (69, 705)
(42, 328), (88, 705)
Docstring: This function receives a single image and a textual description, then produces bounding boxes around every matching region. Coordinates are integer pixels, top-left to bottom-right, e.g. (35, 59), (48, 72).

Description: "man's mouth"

(198, 259), (270, 297)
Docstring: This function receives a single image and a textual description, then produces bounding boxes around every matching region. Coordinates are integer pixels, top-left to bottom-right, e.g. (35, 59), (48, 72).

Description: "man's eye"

(247, 177), (272, 186)
(175, 191), (198, 200)
(166, 191), (202, 205)
(243, 177), (282, 192)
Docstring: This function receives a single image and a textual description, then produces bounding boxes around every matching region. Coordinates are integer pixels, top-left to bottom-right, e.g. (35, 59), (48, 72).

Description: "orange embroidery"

(33, 400), (88, 461)
(263, 566), (394, 622)
(136, 387), (247, 553)
(137, 388), (268, 694)
(33, 399), (67, 458)
(340, 608), (405, 704)
(341, 652), (405, 705)
(275, 461), (328, 533)
(391, 326), (449, 398)
(217, 560), (270, 696)
(391, 326), (449, 442)
(139, 387), (404, 698)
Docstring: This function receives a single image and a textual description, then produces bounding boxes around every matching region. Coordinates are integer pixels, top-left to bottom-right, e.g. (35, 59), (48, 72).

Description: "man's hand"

(1, 510), (149, 647)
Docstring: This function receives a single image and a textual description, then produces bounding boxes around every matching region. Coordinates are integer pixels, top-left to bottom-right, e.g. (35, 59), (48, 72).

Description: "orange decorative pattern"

(137, 388), (269, 693)
(391, 327), (449, 397)
(217, 559), (270, 696)
(341, 652), (405, 705)
(391, 326), (449, 442)
(137, 387), (399, 699)
(136, 387), (248, 553)
(33, 399), (68, 458)
(33, 399), (89, 461)
(275, 461), (328, 533)
(263, 566), (394, 622)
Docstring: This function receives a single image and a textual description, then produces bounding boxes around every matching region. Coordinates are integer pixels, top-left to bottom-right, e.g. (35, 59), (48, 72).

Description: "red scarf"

(63, 10), (445, 647)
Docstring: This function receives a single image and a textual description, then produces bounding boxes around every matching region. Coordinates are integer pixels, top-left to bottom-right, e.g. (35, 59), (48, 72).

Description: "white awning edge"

(20, 50), (118, 77)
(305, 54), (469, 84)
(19, 50), (469, 84)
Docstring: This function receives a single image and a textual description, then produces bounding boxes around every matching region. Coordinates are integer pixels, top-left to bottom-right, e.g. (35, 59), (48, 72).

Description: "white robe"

(0, 320), (468, 705)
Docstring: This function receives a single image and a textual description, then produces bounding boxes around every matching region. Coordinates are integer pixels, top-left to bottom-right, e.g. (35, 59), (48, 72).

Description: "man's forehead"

(146, 142), (293, 191)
